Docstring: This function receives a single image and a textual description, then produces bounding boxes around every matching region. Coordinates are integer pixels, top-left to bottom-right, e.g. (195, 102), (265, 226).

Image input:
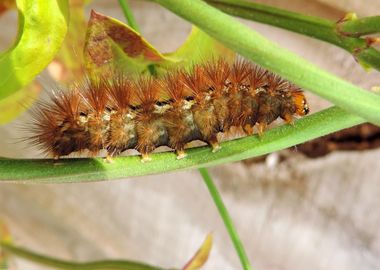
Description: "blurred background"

(1, 0), (380, 269)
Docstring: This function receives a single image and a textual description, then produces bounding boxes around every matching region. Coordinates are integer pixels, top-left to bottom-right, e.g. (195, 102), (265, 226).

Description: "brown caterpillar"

(28, 58), (309, 162)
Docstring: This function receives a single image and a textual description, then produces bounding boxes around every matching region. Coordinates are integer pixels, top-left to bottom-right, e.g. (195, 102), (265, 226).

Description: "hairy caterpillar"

(28, 58), (309, 162)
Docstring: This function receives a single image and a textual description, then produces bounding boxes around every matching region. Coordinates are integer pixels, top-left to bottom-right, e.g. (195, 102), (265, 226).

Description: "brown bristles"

(203, 58), (230, 94)
(162, 69), (188, 102)
(29, 89), (87, 158)
(106, 73), (133, 111)
(27, 57), (309, 161)
(229, 58), (251, 88)
(135, 77), (161, 112)
(182, 64), (208, 97)
(248, 66), (268, 90)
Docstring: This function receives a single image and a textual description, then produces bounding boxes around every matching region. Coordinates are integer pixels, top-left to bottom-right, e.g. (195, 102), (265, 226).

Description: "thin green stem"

(199, 168), (252, 270)
(118, 0), (140, 32)
(0, 242), (162, 270)
(0, 106), (364, 183)
(117, 0), (158, 76)
(205, 0), (380, 70)
(152, 0), (380, 125)
(340, 16), (380, 36)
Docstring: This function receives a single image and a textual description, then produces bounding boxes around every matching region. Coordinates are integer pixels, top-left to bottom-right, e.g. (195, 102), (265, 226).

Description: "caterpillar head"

(293, 91), (309, 116)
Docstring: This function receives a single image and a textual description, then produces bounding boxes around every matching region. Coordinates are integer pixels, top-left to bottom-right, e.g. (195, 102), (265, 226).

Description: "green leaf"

(0, 106), (364, 183)
(0, 241), (165, 270)
(163, 26), (234, 67)
(51, 0), (88, 82)
(83, 10), (234, 77)
(0, 0), (69, 124)
(84, 10), (171, 76)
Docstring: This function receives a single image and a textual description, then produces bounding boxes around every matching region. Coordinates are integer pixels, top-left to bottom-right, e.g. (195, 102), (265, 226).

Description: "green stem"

(199, 168), (252, 270)
(340, 16), (380, 36)
(0, 242), (162, 270)
(118, 0), (140, 32)
(0, 106), (364, 183)
(117, 0), (158, 76)
(152, 0), (380, 125)
(205, 0), (380, 70)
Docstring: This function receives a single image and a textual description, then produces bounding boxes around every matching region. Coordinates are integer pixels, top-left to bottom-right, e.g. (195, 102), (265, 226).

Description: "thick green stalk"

(0, 106), (364, 183)
(199, 168), (252, 270)
(153, 0), (380, 125)
(340, 16), (380, 36)
(118, 0), (140, 32)
(205, 0), (380, 70)
(0, 242), (162, 270)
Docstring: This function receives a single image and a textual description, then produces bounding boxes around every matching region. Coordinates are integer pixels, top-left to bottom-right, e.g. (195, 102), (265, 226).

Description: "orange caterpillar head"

(291, 86), (310, 116)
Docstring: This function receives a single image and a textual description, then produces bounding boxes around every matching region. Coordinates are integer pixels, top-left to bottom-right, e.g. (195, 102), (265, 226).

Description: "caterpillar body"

(29, 58), (309, 162)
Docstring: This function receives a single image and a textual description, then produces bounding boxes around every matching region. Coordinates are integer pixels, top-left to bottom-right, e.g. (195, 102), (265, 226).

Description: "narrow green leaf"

(0, 242), (164, 270)
(0, 106), (364, 183)
(0, 0), (69, 124)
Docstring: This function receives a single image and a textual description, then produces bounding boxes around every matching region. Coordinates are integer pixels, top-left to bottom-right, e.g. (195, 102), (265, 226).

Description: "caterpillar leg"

(257, 122), (267, 137)
(105, 154), (114, 164)
(243, 124), (254, 136)
(176, 149), (187, 160)
(209, 137), (221, 153)
(141, 153), (152, 163)
(282, 113), (294, 126)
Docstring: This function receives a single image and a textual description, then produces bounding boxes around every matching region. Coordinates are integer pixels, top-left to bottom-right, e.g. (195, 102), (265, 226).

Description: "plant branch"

(199, 168), (252, 270)
(205, 0), (380, 70)
(152, 0), (380, 126)
(0, 106), (364, 183)
(118, 0), (140, 32)
(0, 242), (163, 270)
(340, 15), (380, 36)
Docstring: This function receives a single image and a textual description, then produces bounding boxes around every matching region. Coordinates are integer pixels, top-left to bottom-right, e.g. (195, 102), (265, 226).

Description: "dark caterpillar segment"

(134, 77), (170, 162)
(162, 71), (200, 158)
(78, 78), (110, 155)
(105, 74), (137, 156)
(182, 64), (220, 150)
(203, 59), (231, 133)
(29, 58), (309, 161)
